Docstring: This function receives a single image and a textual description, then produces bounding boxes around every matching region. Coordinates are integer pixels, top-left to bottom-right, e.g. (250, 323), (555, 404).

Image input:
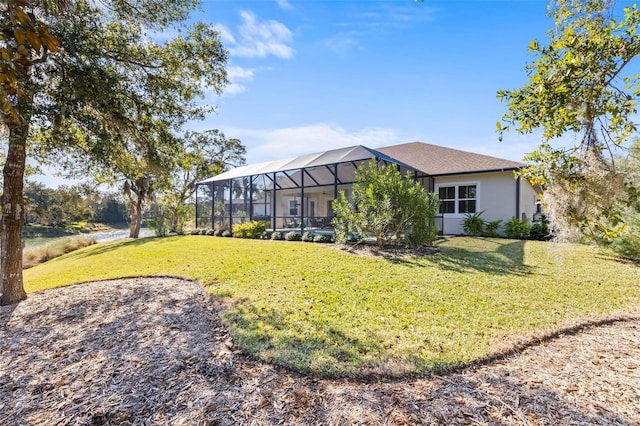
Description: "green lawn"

(24, 236), (640, 378)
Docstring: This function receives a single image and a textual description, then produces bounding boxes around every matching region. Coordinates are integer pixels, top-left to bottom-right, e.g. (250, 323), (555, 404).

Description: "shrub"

(232, 220), (269, 239)
(302, 231), (315, 242)
(529, 219), (552, 241)
(484, 220), (503, 237)
(313, 234), (334, 243)
(505, 217), (531, 239)
(260, 231), (272, 240)
(285, 231), (301, 241)
(271, 231), (284, 240)
(610, 231), (640, 261)
(332, 160), (439, 248)
(609, 211), (640, 260)
(222, 230), (233, 238)
(462, 211), (485, 236)
(232, 223), (248, 238)
(148, 219), (167, 237)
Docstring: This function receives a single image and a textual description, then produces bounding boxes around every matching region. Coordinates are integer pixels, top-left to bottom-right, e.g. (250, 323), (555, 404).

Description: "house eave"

(430, 167), (523, 178)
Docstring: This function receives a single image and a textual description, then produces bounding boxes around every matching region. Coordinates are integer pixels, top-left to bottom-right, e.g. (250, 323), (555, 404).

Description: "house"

(195, 141), (540, 235)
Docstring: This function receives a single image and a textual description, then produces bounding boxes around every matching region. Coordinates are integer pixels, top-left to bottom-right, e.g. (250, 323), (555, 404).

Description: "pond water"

(90, 228), (155, 243)
(24, 228), (155, 247)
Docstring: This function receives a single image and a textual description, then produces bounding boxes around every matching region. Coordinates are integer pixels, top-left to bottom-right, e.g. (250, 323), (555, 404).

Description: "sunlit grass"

(24, 236), (640, 378)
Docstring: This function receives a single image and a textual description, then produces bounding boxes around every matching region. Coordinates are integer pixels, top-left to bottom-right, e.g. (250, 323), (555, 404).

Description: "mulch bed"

(1, 277), (638, 425)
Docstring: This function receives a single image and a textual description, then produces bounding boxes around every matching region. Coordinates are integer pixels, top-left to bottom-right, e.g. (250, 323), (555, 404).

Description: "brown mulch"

(1, 278), (638, 425)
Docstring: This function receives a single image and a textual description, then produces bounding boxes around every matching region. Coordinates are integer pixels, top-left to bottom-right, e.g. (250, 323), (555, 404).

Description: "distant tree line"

(24, 182), (129, 227)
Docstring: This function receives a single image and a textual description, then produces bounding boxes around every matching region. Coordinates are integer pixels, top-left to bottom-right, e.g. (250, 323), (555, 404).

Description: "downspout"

(515, 175), (521, 220)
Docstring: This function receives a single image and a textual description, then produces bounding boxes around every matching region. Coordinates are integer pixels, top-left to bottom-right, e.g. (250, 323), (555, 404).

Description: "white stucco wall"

(434, 171), (540, 235)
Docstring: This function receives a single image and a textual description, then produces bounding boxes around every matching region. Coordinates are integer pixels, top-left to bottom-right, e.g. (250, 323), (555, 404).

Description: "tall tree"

(1, 0), (64, 305)
(1, 0), (228, 305)
(497, 0), (640, 241)
(160, 129), (245, 232)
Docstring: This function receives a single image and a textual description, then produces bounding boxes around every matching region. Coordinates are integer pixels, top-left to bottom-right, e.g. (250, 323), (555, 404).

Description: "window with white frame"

(437, 184), (477, 214)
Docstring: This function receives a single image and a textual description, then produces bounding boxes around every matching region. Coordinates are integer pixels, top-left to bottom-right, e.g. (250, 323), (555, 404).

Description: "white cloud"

(225, 66), (256, 95)
(275, 0), (293, 11)
(223, 124), (408, 164)
(228, 10), (294, 59)
(323, 34), (361, 54)
(212, 24), (236, 45)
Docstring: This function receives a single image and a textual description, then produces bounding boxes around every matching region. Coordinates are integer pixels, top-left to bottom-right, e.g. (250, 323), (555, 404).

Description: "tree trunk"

(129, 195), (142, 238)
(170, 205), (180, 233)
(1, 123), (28, 305)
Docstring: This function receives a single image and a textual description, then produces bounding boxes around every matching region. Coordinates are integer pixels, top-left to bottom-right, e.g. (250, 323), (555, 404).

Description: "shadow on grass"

(224, 302), (386, 379)
(421, 239), (534, 276)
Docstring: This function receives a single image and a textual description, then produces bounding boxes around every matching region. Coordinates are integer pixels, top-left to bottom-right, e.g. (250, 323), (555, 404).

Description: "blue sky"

(35, 0), (634, 186)
(190, 0), (555, 165)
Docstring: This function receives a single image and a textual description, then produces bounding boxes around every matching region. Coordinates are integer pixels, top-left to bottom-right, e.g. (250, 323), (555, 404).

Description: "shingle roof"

(198, 141), (525, 184)
(377, 142), (524, 176)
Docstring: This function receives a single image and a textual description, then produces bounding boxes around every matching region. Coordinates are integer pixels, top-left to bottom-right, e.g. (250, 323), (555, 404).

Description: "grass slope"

(25, 236), (640, 378)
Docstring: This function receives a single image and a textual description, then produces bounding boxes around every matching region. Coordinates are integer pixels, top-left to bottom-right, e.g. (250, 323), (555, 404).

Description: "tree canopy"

(1, 0), (229, 304)
(159, 130), (245, 233)
(498, 0), (640, 242)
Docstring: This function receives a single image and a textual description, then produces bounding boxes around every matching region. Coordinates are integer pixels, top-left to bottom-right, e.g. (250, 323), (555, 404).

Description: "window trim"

(435, 181), (480, 217)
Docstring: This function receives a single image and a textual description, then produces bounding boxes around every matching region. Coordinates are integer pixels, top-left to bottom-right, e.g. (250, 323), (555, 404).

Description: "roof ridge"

(380, 141), (524, 164)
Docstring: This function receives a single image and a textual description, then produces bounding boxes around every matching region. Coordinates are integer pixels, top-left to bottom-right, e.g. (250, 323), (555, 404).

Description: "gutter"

(429, 167), (522, 177)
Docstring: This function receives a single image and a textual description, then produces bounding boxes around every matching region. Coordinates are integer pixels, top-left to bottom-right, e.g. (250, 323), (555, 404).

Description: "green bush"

(610, 231), (640, 260)
(285, 231), (301, 241)
(232, 220), (269, 239)
(271, 231), (284, 240)
(222, 230), (233, 238)
(260, 231), (272, 240)
(609, 210), (640, 260)
(484, 220), (503, 237)
(332, 159), (439, 248)
(302, 231), (315, 242)
(505, 217), (531, 239)
(313, 234), (334, 243)
(462, 211), (485, 236)
(148, 219), (167, 237)
(529, 219), (552, 241)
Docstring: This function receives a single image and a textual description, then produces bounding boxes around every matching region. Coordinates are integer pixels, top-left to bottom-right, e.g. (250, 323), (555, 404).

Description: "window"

(437, 184), (477, 214)
(458, 185), (476, 214)
(438, 186), (455, 214)
(289, 200), (298, 216)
